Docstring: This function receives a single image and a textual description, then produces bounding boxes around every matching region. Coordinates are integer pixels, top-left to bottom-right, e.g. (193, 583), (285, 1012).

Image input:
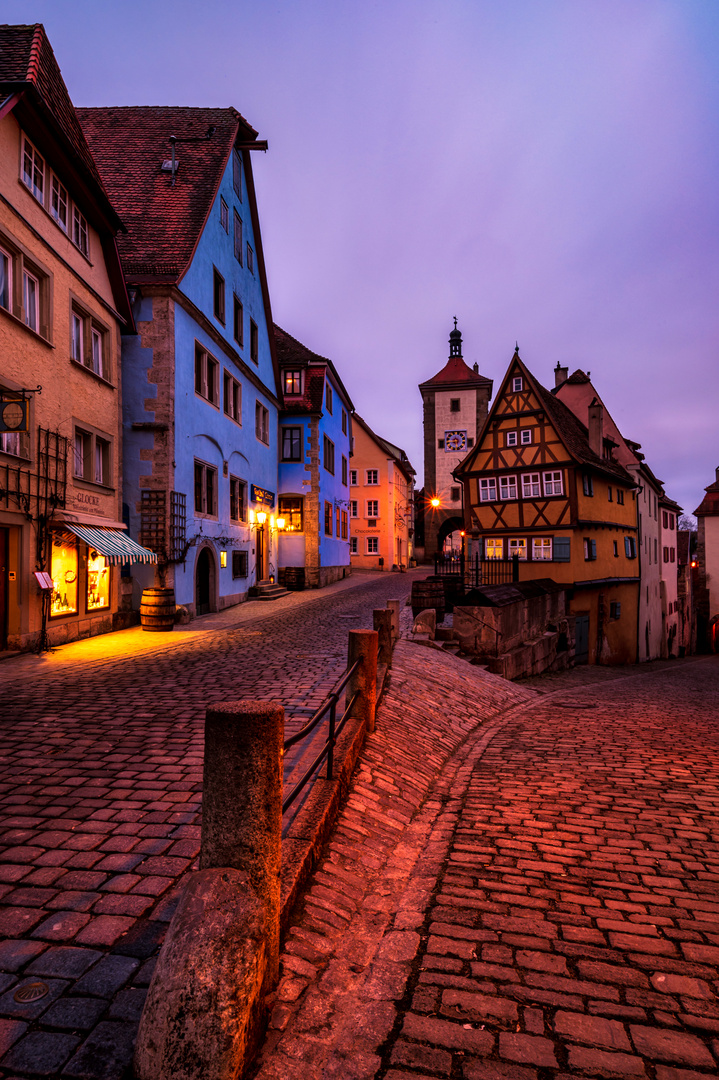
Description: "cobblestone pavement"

(254, 646), (719, 1080)
(0, 571), (421, 1079)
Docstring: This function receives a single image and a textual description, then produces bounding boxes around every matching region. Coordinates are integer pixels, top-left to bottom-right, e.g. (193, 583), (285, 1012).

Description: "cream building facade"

(349, 414), (415, 571)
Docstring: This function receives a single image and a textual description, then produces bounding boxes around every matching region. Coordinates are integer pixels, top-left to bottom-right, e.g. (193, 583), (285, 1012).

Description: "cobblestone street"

(255, 647), (719, 1080)
(0, 571), (418, 1079)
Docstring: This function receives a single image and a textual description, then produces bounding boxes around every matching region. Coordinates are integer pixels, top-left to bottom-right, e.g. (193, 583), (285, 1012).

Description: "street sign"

(0, 397), (28, 433)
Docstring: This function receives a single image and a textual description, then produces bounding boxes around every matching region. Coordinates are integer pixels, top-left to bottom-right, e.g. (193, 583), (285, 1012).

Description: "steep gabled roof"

(694, 472), (719, 517)
(456, 350), (634, 485)
(352, 412), (415, 482)
(0, 23), (120, 227)
(274, 324), (354, 414)
(78, 105), (257, 281)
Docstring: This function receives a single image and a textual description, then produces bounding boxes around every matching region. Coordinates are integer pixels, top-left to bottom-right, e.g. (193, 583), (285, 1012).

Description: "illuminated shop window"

(87, 549), (110, 610)
(51, 537), (78, 617)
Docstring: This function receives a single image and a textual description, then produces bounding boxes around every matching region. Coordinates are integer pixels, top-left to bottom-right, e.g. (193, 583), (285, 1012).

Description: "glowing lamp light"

(430, 497), (441, 508)
(249, 509), (256, 524)
(256, 511), (267, 525)
(270, 515), (276, 530)
(220, 550), (227, 568)
(276, 517), (286, 531)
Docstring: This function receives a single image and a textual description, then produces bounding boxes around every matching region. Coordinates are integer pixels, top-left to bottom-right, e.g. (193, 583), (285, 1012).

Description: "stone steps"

(248, 582), (290, 602)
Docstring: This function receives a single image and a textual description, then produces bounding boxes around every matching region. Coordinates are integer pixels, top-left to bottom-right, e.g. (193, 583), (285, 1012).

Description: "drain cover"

(14, 981), (49, 1003)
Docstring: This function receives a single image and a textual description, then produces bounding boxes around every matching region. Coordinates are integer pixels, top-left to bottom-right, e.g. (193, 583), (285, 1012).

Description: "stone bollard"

(386, 599), (400, 642)
(373, 608), (393, 666)
(134, 700), (283, 1080)
(347, 628), (378, 733)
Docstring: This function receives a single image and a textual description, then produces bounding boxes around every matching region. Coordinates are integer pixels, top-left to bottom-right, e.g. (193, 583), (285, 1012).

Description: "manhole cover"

(14, 982), (49, 1003)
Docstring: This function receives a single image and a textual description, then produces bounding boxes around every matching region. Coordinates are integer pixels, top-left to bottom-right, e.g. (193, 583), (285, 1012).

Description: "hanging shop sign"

(251, 484), (275, 509)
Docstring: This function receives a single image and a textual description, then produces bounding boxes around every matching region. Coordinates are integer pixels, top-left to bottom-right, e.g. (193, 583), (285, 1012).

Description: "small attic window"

(512, 377), (523, 392)
(161, 159), (178, 174)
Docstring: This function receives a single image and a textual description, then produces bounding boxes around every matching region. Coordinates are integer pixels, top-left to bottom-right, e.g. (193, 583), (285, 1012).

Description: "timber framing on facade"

(455, 348), (641, 664)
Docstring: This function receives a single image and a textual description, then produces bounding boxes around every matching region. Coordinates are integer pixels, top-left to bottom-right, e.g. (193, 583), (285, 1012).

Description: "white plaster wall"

(434, 388), (477, 506)
(706, 516), (719, 618)
(638, 482), (662, 661)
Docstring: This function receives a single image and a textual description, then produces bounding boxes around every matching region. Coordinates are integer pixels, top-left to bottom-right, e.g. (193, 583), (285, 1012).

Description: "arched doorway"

(195, 546), (216, 616)
(437, 516), (465, 562)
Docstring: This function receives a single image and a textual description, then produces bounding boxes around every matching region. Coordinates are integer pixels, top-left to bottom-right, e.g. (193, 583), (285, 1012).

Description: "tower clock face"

(444, 430), (467, 452)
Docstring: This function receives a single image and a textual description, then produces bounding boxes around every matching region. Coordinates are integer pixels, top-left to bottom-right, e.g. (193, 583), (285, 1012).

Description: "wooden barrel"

(411, 580), (445, 621)
(140, 587), (176, 632)
(284, 567), (305, 591)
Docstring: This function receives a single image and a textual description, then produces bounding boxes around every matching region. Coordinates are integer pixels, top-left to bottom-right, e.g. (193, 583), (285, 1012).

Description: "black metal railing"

(434, 552), (520, 588)
(282, 657), (361, 815)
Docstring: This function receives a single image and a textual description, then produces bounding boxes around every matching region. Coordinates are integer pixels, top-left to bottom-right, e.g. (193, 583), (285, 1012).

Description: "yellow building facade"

(456, 351), (640, 664)
(349, 414), (415, 571)
(0, 26), (143, 651)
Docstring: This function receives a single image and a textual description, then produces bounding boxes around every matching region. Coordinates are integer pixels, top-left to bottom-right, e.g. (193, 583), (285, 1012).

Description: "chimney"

(554, 362), (568, 388)
(588, 397), (603, 456)
(473, 362), (479, 373)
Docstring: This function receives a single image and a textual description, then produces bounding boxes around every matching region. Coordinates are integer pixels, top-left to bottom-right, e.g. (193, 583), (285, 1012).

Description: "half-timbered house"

(455, 349), (640, 665)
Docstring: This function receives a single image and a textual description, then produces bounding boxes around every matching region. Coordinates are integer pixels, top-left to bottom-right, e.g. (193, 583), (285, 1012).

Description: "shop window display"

(51, 538), (78, 616)
(87, 550), (110, 610)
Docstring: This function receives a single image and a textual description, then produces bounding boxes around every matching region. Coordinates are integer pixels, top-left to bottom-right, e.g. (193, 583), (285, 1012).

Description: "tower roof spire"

(449, 317), (462, 358)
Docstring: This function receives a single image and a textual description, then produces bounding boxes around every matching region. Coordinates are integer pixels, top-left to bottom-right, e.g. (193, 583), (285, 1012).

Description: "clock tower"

(418, 322), (493, 561)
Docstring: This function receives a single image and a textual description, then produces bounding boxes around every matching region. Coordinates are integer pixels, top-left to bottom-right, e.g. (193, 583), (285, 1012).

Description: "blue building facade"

(274, 327), (353, 588)
(81, 106), (281, 614)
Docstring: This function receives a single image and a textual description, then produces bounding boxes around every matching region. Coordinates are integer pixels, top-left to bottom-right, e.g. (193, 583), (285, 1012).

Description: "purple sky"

(10, 0), (719, 516)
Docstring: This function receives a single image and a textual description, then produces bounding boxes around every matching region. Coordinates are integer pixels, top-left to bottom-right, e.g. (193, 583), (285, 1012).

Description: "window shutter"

(553, 537), (571, 562)
(591, 539), (597, 560)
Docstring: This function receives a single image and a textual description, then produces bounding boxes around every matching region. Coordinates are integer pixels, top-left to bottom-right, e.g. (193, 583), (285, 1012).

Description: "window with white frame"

(278, 495), (303, 532)
(582, 472), (594, 497)
(255, 401), (269, 444)
(350, 536), (358, 554)
(72, 206), (88, 257)
(223, 371), (242, 423)
(194, 459), (218, 516)
(23, 268), (39, 332)
(51, 176), (68, 231)
(522, 473), (540, 498)
(520, 429), (532, 445)
(366, 536), (379, 554)
(543, 471), (563, 496)
(229, 476), (247, 522)
(508, 538), (527, 560)
(366, 499), (379, 518)
(365, 469), (379, 485)
(479, 478), (497, 502)
(220, 198), (229, 232)
(512, 376), (523, 392)
(70, 306), (108, 380)
(532, 537), (552, 560)
(350, 469), (357, 486)
(584, 538), (597, 561)
(485, 538), (503, 560)
(195, 344), (219, 406)
(350, 500), (358, 518)
(22, 138), (45, 202)
(74, 427), (111, 486)
(506, 431), (518, 447)
(499, 476), (518, 501)
(283, 370), (302, 395)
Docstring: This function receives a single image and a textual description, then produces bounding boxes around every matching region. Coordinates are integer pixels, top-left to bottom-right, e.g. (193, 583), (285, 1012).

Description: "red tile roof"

(0, 23), (112, 206)
(419, 354), (492, 390)
(274, 324), (354, 414)
(77, 106), (257, 281)
(695, 473), (719, 516)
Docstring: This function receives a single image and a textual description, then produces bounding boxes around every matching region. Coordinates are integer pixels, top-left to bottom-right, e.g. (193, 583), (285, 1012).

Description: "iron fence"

(434, 552), (520, 588)
(282, 657), (361, 815)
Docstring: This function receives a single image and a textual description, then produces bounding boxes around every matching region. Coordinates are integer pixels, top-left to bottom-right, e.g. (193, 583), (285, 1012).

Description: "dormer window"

(512, 376), (523, 392)
(284, 370), (302, 396)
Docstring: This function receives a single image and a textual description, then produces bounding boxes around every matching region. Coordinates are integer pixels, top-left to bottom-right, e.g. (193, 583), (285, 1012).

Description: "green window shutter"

(553, 536), (571, 562)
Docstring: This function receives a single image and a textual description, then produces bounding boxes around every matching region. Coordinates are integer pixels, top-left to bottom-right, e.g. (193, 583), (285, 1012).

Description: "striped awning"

(63, 524), (158, 566)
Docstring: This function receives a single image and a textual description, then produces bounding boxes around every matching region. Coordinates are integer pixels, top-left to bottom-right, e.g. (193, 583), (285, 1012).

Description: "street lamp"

(430, 497), (441, 509)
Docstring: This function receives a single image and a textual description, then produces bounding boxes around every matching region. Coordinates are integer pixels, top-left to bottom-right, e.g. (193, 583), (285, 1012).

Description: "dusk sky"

(8, 0), (718, 517)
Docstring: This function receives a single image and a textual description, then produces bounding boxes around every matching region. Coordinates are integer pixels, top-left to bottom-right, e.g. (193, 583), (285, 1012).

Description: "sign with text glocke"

(0, 397), (28, 433)
(251, 484), (275, 509)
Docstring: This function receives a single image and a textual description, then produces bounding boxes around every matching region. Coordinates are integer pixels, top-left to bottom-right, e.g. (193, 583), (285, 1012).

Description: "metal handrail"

(282, 657), (362, 815)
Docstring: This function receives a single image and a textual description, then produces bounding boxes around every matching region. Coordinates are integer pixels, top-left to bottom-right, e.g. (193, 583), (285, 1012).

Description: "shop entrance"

(0, 528), (8, 650)
(196, 547), (214, 616)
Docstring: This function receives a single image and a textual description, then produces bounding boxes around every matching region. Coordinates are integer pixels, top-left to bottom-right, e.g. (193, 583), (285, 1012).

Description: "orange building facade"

(349, 414), (415, 571)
